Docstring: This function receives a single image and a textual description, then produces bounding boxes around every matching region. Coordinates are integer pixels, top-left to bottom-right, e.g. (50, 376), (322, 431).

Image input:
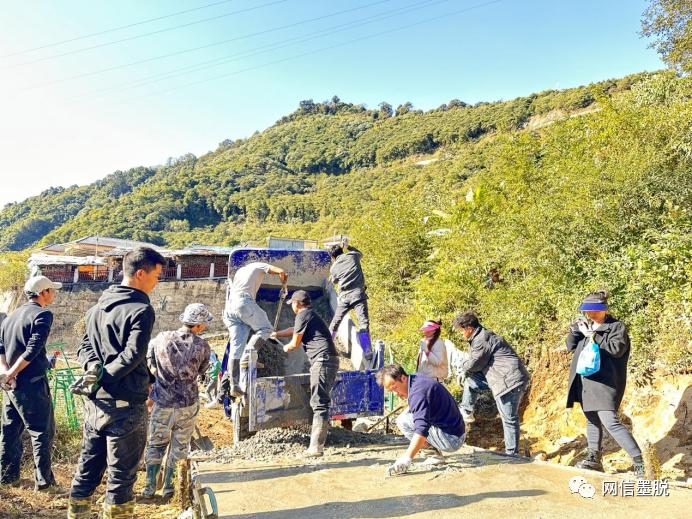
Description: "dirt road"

(197, 444), (690, 519)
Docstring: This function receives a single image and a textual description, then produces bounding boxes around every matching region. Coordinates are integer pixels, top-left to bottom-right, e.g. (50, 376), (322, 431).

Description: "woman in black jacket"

(566, 290), (645, 478)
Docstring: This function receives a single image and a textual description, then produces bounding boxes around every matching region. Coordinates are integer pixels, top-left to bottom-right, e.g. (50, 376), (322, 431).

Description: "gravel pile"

(254, 338), (288, 377)
(191, 426), (402, 462)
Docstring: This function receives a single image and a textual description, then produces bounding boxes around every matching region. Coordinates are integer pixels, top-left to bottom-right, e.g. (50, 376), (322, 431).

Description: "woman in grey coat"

(566, 290), (645, 478)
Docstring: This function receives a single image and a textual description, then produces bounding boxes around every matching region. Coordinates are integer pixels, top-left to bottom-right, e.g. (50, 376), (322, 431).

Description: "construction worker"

(454, 310), (530, 456)
(0, 275), (63, 494)
(67, 247), (166, 519)
(328, 240), (372, 360)
(272, 290), (339, 457)
(377, 364), (465, 474)
(207, 261), (287, 407)
(142, 303), (212, 499)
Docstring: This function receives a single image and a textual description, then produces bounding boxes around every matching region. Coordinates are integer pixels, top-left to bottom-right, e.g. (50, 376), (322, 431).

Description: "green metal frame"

(47, 341), (83, 431)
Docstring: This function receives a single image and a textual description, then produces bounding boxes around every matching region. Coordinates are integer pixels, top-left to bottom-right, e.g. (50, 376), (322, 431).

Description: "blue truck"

(221, 247), (385, 442)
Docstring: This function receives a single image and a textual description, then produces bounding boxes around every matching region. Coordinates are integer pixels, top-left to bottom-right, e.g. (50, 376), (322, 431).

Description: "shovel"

(191, 425), (214, 452)
(273, 283), (288, 330)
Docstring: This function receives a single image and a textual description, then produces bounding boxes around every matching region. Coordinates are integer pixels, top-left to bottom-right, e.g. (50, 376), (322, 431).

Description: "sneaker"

(420, 446), (446, 466)
(576, 450), (604, 472)
(205, 400), (221, 409)
(460, 409), (475, 424)
(1, 478), (21, 488)
(421, 454), (446, 466)
(35, 483), (67, 496)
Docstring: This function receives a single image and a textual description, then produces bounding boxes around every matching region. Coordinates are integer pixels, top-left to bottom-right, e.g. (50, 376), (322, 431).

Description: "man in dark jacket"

(0, 275), (62, 493)
(67, 247), (165, 519)
(328, 240), (372, 360)
(454, 311), (530, 455)
(377, 364), (465, 475)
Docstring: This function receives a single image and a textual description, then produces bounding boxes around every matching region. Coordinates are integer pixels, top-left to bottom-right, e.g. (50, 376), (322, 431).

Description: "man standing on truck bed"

(328, 239), (372, 360)
(207, 261), (287, 407)
(273, 290), (339, 457)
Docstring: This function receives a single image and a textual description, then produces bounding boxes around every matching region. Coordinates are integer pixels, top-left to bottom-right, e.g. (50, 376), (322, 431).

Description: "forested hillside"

(1, 71), (689, 375)
(0, 73), (645, 250)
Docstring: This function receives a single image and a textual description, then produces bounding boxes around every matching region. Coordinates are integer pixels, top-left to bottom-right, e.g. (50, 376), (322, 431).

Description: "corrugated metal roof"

(28, 254), (106, 266)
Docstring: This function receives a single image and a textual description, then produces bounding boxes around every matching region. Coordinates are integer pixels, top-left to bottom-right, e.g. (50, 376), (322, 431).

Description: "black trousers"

(0, 376), (55, 488)
(584, 410), (642, 458)
(309, 356), (339, 420)
(69, 399), (147, 505)
(329, 298), (369, 334)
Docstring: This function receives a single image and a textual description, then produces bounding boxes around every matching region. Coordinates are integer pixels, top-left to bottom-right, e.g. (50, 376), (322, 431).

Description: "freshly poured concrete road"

(197, 445), (690, 519)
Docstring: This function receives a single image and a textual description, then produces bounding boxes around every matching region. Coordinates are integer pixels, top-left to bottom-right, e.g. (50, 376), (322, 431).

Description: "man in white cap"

(141, 303), (213, 499)
(0, 275), (63, 493)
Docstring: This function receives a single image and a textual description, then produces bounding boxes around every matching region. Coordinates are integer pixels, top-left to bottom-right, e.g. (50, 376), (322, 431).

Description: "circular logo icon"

(578, 483), (596, 499)
(569, 476), (587, 494)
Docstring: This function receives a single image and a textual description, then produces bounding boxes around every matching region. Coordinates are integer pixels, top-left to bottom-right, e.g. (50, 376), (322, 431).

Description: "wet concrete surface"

(198, 444), (690, 519)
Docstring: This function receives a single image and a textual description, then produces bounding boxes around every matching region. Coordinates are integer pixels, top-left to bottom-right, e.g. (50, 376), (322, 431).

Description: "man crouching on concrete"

(377, 364), (465, 475)
(142, 303), (212, 499)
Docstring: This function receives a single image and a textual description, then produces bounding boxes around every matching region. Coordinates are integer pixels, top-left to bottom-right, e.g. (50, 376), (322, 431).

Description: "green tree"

(641, 0), (692, 73)
(0, 251), (29, 290)
(378, 102), (393, 119)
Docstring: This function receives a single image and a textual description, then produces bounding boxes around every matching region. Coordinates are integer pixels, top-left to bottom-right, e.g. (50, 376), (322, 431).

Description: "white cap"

(24, 275), (63, 295)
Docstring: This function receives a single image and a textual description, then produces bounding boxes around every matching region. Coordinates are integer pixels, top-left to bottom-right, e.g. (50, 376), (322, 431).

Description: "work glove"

(0, 372), (16, 391)
(577, 320), (594, 338)
(69, 363), (102, 396)
(570, 317), (593, 338)
(386, 455), (412, 476)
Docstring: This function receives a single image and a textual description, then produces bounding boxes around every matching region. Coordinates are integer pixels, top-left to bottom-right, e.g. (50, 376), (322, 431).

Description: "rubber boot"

(576, 449), (604, 472)
(632, 456), (646, 480)
(161, 465), (176, 500)
(67, 496), (93, 519)
(228, 358), (243, 398)
(102, 500), (135, 519)
(305, 415), (329, 458)
(141, 463), (160, 497)
(356, 330), (373, 362)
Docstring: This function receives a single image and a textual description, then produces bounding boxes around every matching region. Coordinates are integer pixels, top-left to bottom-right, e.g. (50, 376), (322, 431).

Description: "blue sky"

(0, 0), (662, 207)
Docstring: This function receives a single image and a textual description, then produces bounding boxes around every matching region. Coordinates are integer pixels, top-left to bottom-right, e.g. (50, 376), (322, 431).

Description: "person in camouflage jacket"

(142, 303), (212, 499)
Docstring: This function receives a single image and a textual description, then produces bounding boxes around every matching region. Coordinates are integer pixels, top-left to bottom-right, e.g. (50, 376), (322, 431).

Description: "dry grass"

(0, 406), (233, 518)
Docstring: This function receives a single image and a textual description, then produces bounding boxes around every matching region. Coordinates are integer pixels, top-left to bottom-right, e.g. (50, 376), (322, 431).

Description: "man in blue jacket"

(377, 364), (465, 475)
(0, 275), (62, 493)
(67, 247), (166, 519)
